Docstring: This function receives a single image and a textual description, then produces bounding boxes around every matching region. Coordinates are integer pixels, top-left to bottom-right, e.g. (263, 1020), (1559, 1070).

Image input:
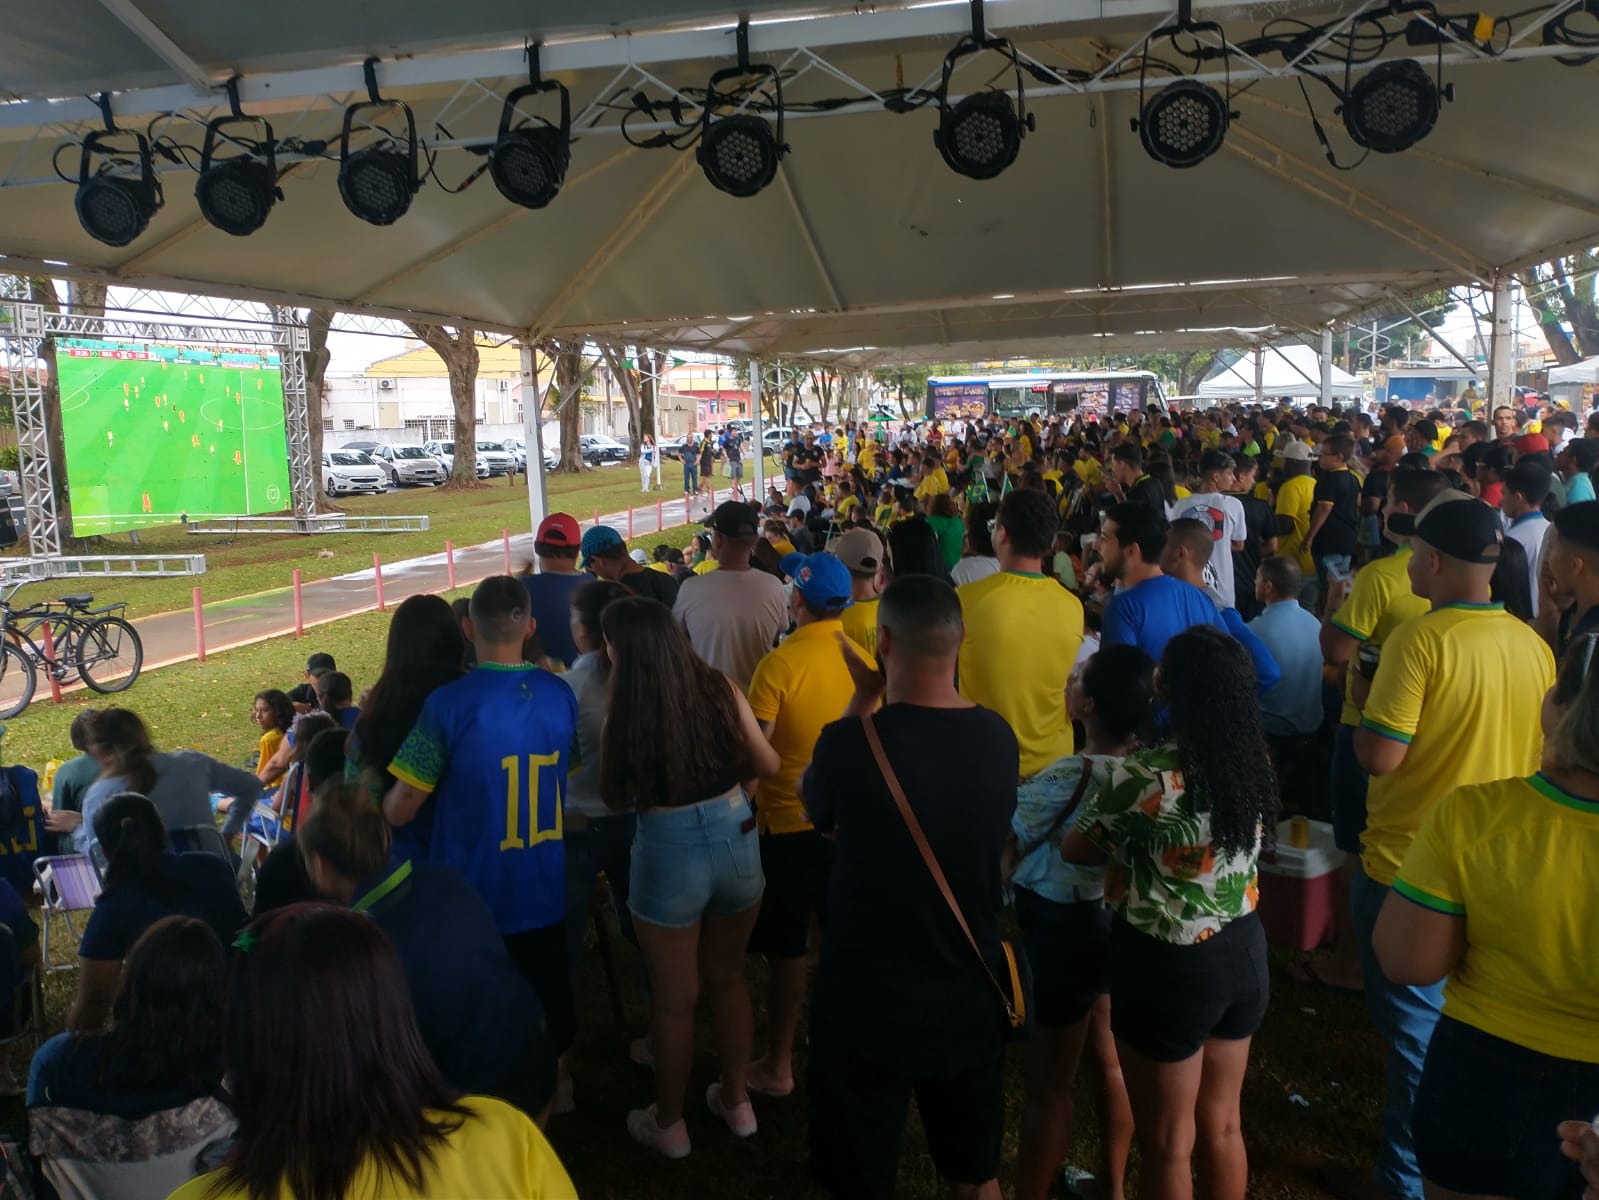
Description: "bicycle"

(0, 586), (144, 718)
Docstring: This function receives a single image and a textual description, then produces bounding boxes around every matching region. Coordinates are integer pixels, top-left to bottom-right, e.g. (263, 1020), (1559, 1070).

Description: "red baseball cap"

(1515, 432), (1550, 455)
(536, 513), (581, 547)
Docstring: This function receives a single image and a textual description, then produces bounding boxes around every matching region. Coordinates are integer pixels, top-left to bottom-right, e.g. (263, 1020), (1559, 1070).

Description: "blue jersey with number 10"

(389, 664), (578, 935)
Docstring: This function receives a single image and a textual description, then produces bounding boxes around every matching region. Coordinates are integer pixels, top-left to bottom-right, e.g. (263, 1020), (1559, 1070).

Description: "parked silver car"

(367, 444), (446, 486)
(422, 440), (490, 479)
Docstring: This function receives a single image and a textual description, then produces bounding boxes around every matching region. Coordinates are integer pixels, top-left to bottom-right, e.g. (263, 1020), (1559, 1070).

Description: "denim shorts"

(628, 787), (764, 929)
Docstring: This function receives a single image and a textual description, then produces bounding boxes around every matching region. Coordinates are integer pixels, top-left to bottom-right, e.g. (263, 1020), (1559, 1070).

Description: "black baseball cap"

(704, 500), (760, 538)
(1387, 489), (1502, 563)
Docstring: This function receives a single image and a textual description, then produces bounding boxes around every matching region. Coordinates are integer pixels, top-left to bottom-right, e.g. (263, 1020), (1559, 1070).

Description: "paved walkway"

(0, 484), (742, 709)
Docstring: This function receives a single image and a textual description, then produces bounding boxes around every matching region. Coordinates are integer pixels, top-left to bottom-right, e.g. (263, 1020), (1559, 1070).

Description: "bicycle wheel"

(76, 616), (143, 693)
(0, 641), (37, 719)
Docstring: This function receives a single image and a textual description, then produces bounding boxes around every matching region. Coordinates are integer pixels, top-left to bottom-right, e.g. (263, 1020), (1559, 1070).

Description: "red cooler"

(1258, 818), (1346, 952)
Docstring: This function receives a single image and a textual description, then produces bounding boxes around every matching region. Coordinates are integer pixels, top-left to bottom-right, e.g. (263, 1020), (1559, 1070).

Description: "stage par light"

(696, 63), (788, 198)
(75, 130), (163, 247)
(195, 113), (282, 236)
(1342, 59), (1442, 153)
(338, 60), (421, 226)
(489, 78), (572, 209)
(1134, 79), (1230, 168)
(932, 35), (1034, 182)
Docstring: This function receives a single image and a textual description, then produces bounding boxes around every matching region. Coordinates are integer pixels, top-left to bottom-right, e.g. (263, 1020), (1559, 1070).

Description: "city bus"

(925, 371), (1167, 422)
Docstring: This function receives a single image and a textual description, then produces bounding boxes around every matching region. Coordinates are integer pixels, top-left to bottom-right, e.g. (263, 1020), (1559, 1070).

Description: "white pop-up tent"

(1195, 345), (1364, 400)
(1549, 357), (1599, 386)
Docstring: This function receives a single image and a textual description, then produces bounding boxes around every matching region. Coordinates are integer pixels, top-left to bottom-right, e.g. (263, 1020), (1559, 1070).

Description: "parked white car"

(422, 440), (490, 479)
(321, 450), (386, 496)
(367, 444), (446, 487)
(476, 440), (518, 476)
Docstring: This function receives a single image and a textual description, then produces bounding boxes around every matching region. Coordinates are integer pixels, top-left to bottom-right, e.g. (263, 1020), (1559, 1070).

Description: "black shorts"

(808, 1034), (1005, 1198)
(1015, 888), (1110, 1028)
(1108, 911), (1268, 1063)
(747, 830), (833, 959)
(1414, 1015), (1599, 1199)
(503, 921), (575, 1056)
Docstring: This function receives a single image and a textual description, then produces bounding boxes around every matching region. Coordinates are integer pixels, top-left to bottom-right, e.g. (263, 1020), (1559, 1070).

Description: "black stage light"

(75, 127), (163, 247)
(489, 47), (571, 209)
(1341, 59), (1442, 153)
(338, 58), (421, 226)
(1135, 78), (1230, 168)
(195, 86), (282, 236)
(696, 61), (787, 197)
(933, 36), (1034, 180)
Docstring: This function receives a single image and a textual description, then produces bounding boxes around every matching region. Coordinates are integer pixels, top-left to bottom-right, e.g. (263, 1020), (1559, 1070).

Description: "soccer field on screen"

(56, 338), (293, 536)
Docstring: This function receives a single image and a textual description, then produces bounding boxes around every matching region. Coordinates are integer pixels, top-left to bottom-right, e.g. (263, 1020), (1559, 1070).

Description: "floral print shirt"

(1074, 743), (1261, 945)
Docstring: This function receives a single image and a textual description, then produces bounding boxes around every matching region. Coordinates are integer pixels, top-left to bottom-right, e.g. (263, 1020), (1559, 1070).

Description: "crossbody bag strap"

(1034, 754), (1095, 852)
(860, 715), (1014, 1015)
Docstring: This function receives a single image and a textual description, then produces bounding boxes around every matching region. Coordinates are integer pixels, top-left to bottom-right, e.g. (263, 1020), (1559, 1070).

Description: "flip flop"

(745, 1077), (795, 1098)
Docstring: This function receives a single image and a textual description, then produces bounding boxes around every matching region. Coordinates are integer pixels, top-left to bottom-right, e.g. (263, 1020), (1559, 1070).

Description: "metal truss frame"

(0, 301), (317, 556)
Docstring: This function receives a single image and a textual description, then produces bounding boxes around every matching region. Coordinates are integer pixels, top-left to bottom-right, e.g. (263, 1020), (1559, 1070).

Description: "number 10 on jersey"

(500, 752), (562, 851)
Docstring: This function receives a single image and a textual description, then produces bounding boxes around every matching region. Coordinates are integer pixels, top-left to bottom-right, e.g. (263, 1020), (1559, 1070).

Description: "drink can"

(1289, 815), (1311, 849)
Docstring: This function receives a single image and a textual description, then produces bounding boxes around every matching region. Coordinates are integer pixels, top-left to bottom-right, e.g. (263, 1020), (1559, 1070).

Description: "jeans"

(563, 813), (640, 990)
(1350, 863), (1444, 1200)
(1329, 724), (1369, 855)
(629, 787), (764, 928)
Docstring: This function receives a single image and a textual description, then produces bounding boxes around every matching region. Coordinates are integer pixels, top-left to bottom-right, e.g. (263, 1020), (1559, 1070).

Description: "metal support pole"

(1253, 347), (1265, 405)
(1320, 327), (1334, 407)
(520, 340), (549, 539)
(1489, 275), (1515, 409)
(751, 361), (766, 502)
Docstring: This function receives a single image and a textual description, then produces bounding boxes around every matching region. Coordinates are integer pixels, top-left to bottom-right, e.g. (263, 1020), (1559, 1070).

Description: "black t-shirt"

(1127, 474), (1166, 512)
(1229, 490), (1274, 620)
(78, 852), (248, 961)
(725, 436), (742, 464)
(788, 525), (815, 555)
(698, 441), (715, 473)
(804, 704), (1018, 1075)
(1311, 468), (1361, 558)
(621, 566), (680, 607)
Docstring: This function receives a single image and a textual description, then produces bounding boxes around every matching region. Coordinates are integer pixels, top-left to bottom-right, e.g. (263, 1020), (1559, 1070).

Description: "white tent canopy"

(1195, 344), (1363, 399)
(0, 1), (1597, 366)
(1548, 357), (1599, 386)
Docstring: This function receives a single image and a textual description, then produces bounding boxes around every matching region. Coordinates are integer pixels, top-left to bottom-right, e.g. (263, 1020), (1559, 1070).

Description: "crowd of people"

(12, 394), (1599, 1199)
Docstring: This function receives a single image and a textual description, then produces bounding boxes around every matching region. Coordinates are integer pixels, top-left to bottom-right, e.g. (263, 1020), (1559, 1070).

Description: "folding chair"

(32, 855), (101, 973)
(171, 823), (230, 862)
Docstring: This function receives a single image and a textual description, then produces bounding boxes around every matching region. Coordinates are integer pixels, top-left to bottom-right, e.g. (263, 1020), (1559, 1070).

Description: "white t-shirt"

(672, 567), (789, 691)
(949, 555), (1001, 587)
(1167, 492), (1247, 610)
(1507, 512), (1550, 613)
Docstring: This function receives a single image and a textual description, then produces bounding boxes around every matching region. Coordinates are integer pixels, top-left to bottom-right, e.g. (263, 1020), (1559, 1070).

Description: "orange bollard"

(193, 587), (206, 663)
(39, 621), (62, 704)
(628, 506), (635, 539)
(657, 498), (664, 531)
(446, 540), (456, 590)
(373, 553), (385, 611)
(502, 529), (512, 575)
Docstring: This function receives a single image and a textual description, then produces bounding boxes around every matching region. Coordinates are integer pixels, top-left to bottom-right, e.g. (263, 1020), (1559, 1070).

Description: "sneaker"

(627, 1105), (691, 1160)
(706, 1082), (757, 1138)
(551, 1077), (575, 1116)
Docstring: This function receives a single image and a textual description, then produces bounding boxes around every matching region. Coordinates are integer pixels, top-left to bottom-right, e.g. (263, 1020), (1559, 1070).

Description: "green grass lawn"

(8, 456), (780, 621)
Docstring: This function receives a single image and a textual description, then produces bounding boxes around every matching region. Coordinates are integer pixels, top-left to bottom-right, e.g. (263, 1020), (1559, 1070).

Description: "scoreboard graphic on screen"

(54, 337), (292, 536)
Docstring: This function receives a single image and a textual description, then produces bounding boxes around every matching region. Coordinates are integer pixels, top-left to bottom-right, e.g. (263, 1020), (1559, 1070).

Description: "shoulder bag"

(860, 715), (1033, 1041)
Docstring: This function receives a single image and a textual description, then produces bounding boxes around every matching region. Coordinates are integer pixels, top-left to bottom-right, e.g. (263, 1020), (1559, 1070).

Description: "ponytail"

(94, 792), (172, 901)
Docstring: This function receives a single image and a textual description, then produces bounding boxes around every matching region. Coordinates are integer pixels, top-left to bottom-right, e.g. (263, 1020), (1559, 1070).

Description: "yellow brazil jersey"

(747, 619), (870, 834)
(769, 538), (797, 558)
(1200, 428), (1222, 450)
(914, 466), (950, 502)
(955, 571), (1084, 778)
(858, 441), (878, 474)
(1359, 603), (1555, 886)
(169, 1096), (577, 1200)
(1172, 484), (1191, 500)
(1073, 458), (1104, 490)
(1275, 474), (1318, 573)
(1252, 480), (1271, 503)
(841, 595), (880, 660)
(1328, 547), (1428, 726)
(837, 494), (861, 518)
(647, 561), (673, 574)
(1394, 773), (1599, 1063)
(874, 503), (895, 527)
(692, 558), (718, 575)
(1042, 469), (1064, 488)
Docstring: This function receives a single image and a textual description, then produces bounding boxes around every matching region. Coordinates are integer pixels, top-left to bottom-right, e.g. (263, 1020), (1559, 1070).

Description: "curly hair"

(1160, 626), (1278, 856)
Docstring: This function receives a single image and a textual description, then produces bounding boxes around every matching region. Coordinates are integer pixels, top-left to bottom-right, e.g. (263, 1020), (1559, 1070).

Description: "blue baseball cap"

(780, 552), (854, 610)
(579, 525), (625, 568)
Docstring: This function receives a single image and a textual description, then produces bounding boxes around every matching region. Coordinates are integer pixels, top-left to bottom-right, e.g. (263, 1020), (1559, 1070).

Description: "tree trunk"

(645, 348), (665, 445)
(599, 346), (642, 461)
(1521, 270), (1581, 366)
(554, 340), (586, 473)
(406, 322), (482, 486)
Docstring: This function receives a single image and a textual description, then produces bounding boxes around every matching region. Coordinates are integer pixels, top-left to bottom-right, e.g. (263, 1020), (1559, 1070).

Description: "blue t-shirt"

(1248, 600), (1325, 736)
(1102, 574), (1229, 661)
(28, 1032), (204, 1118)
(522, 572), (587, 667)
(1566, 472), (1596, 505)
(78, 852), (249, 962)
(337, 706), (360, 731)
(352, 859), (548, 1097)
(389, 665), (578, 934)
